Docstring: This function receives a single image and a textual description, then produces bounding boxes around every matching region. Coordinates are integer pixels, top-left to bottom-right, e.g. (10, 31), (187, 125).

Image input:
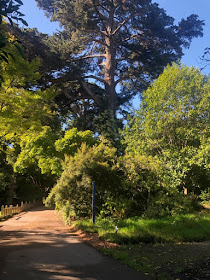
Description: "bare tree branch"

(64, 91), (92, 101)
(81, 80), (102, 105)
(112, 15), (133, 36)
(125, 33), (144, 41)
(115, 75), (130, 85)
(91, 0), (108, 34)
(84, 75), (105, 83)
(78, 54), (106, 60)
(92, 38), (107, 46)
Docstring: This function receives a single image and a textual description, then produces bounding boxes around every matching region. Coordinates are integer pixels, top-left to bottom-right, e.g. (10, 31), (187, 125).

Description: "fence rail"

(0, 201), (38, 218)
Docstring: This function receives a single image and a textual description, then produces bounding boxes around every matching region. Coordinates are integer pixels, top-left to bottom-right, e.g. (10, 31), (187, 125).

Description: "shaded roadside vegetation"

(75, 212), (210, 244)
(75, 211), (210, 280)
(45, 64), (210, 221)
(102, 242), (210, 280)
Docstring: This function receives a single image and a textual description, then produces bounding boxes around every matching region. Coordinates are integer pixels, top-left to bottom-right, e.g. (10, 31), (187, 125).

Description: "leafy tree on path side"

(0, 53), (58, 140)
(0, 44), (58, 204)
(45, 139), (124, 219)
(6, 26), (107, 134)
(123, 63), (210, 196)
(14, 127), (97, 176)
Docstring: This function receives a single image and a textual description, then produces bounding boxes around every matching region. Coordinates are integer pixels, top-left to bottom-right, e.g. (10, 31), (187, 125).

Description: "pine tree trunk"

(104, 29), (116, 112)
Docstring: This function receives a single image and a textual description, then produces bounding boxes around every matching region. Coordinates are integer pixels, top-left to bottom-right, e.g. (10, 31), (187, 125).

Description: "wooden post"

(5, 205), (8, 216)
(184, 187), (188, 195)
(10, 205), (13, 215)
(92, 181), (96, 224)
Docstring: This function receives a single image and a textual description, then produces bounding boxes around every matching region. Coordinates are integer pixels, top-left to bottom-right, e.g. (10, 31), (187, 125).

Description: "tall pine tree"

(35, 0), (204, 114)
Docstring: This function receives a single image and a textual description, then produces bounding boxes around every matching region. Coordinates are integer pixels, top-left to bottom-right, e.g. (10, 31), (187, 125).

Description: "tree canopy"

(0, 39), (60, 204)
(0, 0), (27, 83)
(124, 63), (210, 194)
(14, 127), (97, 176)
(33, 0), (204, 116)
(0, 48), (57, 140)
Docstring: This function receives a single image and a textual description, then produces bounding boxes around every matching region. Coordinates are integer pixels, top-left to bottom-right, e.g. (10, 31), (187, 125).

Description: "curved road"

(0, 207), (148, 280)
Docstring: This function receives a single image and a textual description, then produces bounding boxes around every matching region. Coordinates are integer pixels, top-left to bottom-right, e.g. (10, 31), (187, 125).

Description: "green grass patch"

(75, 211), (210, 244)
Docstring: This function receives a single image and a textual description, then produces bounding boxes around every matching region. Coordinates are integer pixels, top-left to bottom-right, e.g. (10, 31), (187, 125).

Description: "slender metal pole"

(92, 181), (96, 224)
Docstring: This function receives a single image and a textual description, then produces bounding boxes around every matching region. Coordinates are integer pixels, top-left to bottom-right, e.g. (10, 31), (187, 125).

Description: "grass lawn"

(76, 211), (210, 244)
(75, 210), (210, 280)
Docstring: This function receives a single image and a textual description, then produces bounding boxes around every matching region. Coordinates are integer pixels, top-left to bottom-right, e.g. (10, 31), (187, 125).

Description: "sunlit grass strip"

(75, 212), (210, 244)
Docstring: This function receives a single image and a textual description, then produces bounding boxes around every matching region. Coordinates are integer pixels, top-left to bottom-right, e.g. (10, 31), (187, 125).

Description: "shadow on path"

(0, 209), (148, 280)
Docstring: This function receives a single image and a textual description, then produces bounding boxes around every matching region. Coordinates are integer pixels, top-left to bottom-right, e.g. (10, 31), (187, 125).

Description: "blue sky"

(154, 0), (210, 72)
(20, 0), (60, 34)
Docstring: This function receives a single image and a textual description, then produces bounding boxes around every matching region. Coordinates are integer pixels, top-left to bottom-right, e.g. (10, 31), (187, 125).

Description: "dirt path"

(0, 207), (148, 280)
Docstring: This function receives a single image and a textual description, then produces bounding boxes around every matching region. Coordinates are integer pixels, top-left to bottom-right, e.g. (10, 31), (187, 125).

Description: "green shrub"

(45, 139), (125, 220)
(144, 190), (201, 218)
